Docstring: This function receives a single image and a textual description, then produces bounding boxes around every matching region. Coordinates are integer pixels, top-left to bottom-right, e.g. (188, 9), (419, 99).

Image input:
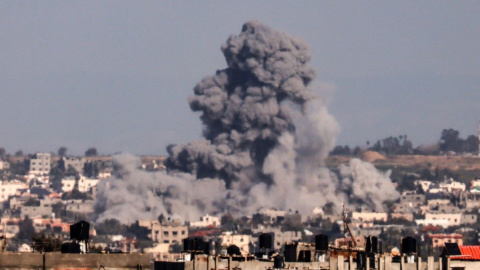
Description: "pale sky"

(1, 1), (479, 155)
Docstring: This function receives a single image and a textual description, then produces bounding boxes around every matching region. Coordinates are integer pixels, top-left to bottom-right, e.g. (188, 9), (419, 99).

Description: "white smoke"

(94, 21), (399, 224)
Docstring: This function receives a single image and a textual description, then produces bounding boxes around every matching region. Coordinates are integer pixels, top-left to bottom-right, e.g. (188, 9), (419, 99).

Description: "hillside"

(327, 152), (480, 172)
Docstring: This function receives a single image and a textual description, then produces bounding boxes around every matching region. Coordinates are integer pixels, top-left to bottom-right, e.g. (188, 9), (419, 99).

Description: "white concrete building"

(415, 180), (433, 192)
(351, 211), (388, 223)
(0, 160), (10, 171)
(439, 180), (466, 192)
(424, 212), (462, 228)
(190, 214), (221, 228)
(220, 233), (251, 254)
(61, 177), (76, 193)
(0, 180), (28, 202)
(78, 175), (99, 193)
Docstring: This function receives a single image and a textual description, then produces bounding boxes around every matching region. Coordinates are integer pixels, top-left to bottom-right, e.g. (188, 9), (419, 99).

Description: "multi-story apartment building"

(28, 153), (51, 175)
(62, 156), (85, 174)
(151, 223), (188, 244)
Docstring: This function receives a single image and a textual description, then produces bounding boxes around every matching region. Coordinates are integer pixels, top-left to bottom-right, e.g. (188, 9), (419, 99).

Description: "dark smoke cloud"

(95, 21), (399, 224)
(166, 20), (316, 188)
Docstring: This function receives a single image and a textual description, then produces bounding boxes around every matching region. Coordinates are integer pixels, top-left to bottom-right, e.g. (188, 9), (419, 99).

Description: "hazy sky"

(1, 1), (479, 156)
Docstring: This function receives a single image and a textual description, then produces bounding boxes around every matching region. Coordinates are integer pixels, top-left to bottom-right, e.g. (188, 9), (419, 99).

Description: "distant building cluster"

(0, 151), (480, 261)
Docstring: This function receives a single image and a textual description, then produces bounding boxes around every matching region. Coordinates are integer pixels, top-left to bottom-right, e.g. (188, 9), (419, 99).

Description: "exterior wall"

(416, 180), (433, 192)
(63, 156), (85, 174)
(190, 214), (221, 228)
(220, 234), (251, 254)
(400, 193), (425, 207)
(151, 224), (188, 244)
(424, 213), (462, 227)
(273, 230), (302, 250)
(352, 212), (388, 222)
(20, 197), (55, 218)
(428, 233), (463, 248)
(391, 213), (414, 221)
(461, 213), (478, 224)
(29, 153), (51, 175)
(0, 181), (28, 202)
(427, 199), (451, 207)
(65, 200), (95, 214)
(0, 161), (10, 170)
(260, 208), (286, 223)
(61, 177), (76, 193)
(440, 180), (466, 192)
(77, 176), (99, 192)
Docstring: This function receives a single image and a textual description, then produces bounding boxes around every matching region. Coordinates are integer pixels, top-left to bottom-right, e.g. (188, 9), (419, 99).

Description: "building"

(0, 180), (28, 202)
(351, 211), (388, 223)
(20, 197), (56, 218)
(61, 176), (76, 193)
(190, 214), (221, 228)
(415, 180), (433, 192)
(144, 243), (183, 261)
(77, 175), (99, 193)
(62, 157), (85, 174)
(259, 208), (286, 224)
(439, 179), (466, 192)
(220, 233), (251, 254)
(151, 223), (188, 244)
(28, 153), (51, 175)
(0, 160), (10, 171)
(428, 233), (463, 248)
(424, 212), (462, 228)
(65, 200), (95, 216)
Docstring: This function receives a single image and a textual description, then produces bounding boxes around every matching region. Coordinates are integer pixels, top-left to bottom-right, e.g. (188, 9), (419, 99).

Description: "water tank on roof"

(273, 255), (284, 268)
(227, 245), (242, 256)
(259, 233), (272, 249)
(401, 236), (417, 254)
(284, 243), (297, 262)
(315, 234), (328, 252)
(70, 220), (89, 241)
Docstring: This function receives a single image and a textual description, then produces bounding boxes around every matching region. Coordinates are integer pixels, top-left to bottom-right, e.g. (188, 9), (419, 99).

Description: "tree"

(58, 147), (67, 156)
(16, 216), (36, 241)
(85, 148), (98, 157)
(95, 219), (127, 235)
(463, 135), (479, 153)
(0, 148), (5, 158)
(125, 221), (150, 240)
(52, 202), (64, 218)
(440, 128), (461, 152)
(14, 150), (23, 157)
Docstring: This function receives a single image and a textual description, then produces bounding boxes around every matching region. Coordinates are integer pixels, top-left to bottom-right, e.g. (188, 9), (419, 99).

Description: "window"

(181, 230), (185, 235)
(164, 231), (169, 236)
(173, 231), (178, 236)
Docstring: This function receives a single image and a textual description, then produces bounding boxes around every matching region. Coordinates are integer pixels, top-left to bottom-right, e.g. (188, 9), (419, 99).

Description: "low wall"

(0, 253), (151, 270)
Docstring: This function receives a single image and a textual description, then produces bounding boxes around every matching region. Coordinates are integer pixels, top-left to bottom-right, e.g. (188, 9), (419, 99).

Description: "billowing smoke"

(94, 21), (399, 224)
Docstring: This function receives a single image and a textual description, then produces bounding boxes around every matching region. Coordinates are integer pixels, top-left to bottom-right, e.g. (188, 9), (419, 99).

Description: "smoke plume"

(94, 21), (399, 224)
